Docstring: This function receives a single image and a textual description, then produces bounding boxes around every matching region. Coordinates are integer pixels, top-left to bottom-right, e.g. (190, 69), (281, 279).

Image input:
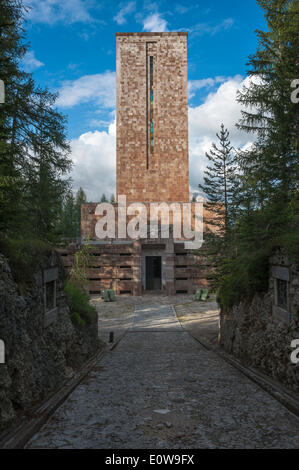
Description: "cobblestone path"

(27, 304), (299, 449)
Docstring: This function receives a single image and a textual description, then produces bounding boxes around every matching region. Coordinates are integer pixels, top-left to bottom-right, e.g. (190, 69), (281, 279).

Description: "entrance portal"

(145, 256), (162, 290)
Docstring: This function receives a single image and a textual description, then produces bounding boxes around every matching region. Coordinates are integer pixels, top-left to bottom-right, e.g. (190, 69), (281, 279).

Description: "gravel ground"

(27, 303), (299, 449)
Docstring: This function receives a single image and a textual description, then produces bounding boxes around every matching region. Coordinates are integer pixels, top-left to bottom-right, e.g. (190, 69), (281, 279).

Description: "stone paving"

(175, 297), (220, 345)
(91, 293), (194, 344)
(27, 303), (299, 449)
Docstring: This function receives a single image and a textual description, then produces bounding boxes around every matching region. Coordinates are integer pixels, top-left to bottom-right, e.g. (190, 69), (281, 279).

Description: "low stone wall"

(0, 252), (100, 434)
(220, 250), (299, 393)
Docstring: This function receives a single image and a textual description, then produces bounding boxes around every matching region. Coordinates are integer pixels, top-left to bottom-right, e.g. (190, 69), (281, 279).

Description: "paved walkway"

(175, 298), (219, 345)
(27, 304), (299, 449)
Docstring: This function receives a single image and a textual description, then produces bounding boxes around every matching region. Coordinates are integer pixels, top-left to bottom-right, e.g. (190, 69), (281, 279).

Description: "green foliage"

(0, 0), (72, 241)
(199, 123), (237, 232)
(69, 244), (95, 288)
(216, 250), (269, 311)
(65, 282), (97, 326)
(0, 235), (52, 283)
(236, 0), (298, 204)
(70, 312), (86, 328)
(65, 244), (96, 327)
(56, 187), (87, 240)
(199, 1), (299, 310)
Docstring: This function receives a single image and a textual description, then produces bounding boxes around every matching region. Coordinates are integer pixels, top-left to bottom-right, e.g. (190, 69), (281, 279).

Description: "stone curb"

(0, 325), (131, 450)
(0, 348), (106, 449)
(174, 307), (299, 420)
(0, 302), (136, 449)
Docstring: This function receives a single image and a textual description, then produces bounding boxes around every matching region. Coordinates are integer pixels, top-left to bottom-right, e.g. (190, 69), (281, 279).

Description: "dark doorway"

(146, 256), (162, 290)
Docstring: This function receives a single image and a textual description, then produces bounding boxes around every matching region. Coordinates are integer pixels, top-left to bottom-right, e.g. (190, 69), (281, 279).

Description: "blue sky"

(23, 0), (267, 200)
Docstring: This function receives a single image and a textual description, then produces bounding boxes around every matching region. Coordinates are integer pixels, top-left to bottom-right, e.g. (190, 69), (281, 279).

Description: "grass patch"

(64, 281), (97, 327)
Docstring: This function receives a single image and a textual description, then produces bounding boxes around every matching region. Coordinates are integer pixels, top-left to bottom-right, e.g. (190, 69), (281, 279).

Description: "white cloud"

(188, 76), (226, 99)
(69, 76), (255, 201)
(142, 12), (168, 32)
(188, 75), (253, 193)
(70, 121), (116, 201)
(56, 71), (116, 108)
(114, 2), (136, 25)
(26, 0), (94, 25)
(22, 50), (44, 72)
(189, 18), (235, 37)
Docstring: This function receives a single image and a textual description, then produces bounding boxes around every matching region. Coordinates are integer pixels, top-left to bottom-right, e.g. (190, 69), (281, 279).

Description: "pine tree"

(24, 90), (71, 238)
(236, 0), (299, 208)
(100, 193), (108, 202)
(0, 0), (72, 240)
(75, 187), (87, 237)
(0, 0), (28, 232)
(110, 193), (115, 203)
(215, 0), (299, 310)
(61, 192), (76, 239)
(198, 124), (236, 233)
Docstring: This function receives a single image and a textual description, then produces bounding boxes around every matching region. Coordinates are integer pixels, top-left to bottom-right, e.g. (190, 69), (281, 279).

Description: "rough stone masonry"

(116, 32), (189, 203)
(73, 32), (215, 297)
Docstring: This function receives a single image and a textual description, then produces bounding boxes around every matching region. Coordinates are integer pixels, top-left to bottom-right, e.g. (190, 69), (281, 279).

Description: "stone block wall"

(116, 32), (189, 203)
(0, 252), (100, 434)
(220, 249), (299, 393)
(59, 240), (209, 297)
(81, 201), (217, 241)
(59, 243), (141, 296)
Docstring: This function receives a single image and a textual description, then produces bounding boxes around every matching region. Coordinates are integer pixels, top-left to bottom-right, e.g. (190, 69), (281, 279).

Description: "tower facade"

(115, 32), (189, 202)
(76, 32), (211, 297)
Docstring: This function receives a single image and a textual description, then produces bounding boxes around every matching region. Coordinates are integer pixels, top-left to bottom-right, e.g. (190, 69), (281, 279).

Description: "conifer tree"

(236, 0), (299, 210)
(198, 124), (236, 234)
(0, 0), (28, 231)
(61, 192), (76, 239)
(0, 0), (72, 240)
(75, 187), (87, 237)
(214, 0), (299, 310)
(24, 90), (71, 238)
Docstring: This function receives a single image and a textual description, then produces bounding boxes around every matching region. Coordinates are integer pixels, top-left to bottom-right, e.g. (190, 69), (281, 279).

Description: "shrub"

(70, 312), (86, 328)
(69, 244), (95, 289)
(64, 281), (97, 326)
(217, 250), (269, 312)
(0, 236), (52, 283)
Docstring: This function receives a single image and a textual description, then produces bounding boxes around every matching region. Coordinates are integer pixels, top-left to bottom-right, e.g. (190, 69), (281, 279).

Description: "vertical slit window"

(149, 56), (154, 153)
(146, 43), (156, 169)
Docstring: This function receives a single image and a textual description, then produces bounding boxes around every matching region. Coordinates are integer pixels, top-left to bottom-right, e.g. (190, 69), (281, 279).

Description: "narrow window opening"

(149, 56), (154, 154)
(146, 42), (156, 169)
(45, 280), (56, 312)
(276, 278), (288, 310)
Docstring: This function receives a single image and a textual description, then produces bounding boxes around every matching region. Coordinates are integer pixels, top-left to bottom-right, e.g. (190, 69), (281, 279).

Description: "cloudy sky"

(23, 0), (266, 201)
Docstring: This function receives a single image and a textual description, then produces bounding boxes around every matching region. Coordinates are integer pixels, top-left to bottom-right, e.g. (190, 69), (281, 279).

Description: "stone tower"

(77, 32), (211, 296)
(115, 32), (189, 203)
